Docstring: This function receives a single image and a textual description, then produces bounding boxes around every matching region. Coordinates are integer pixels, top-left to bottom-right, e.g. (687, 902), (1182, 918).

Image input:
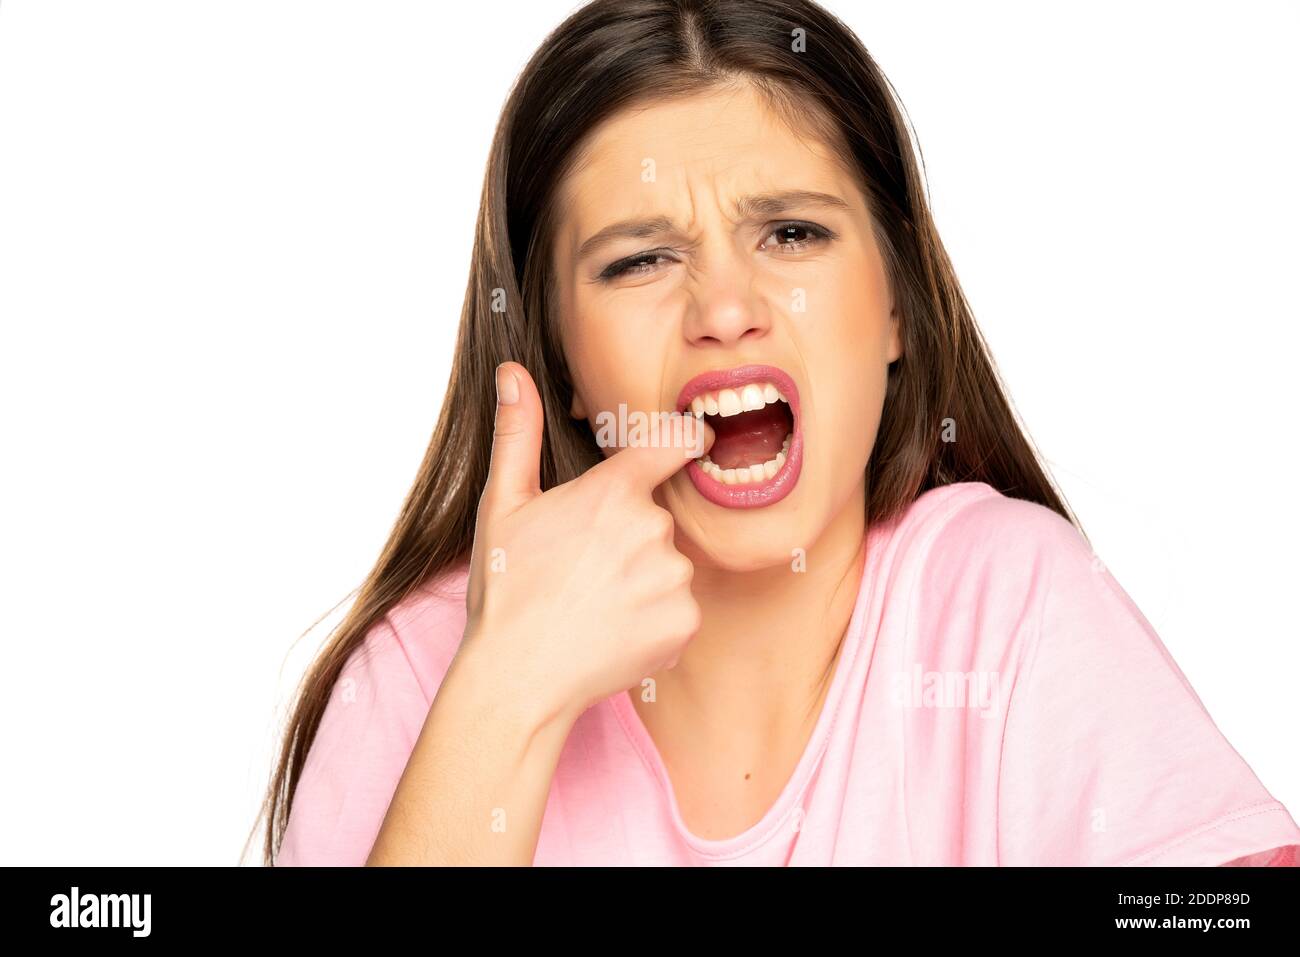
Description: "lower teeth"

(695, 434), (791, 485)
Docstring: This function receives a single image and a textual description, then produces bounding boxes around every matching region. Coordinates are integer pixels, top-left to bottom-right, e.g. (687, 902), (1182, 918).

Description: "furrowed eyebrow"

(576, 190), (850, 261)
(733, 189), (850, 220)
(577, 215), (677, 261)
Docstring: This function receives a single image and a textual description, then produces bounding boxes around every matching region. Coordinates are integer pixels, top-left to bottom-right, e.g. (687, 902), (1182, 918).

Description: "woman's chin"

(671, 505), (816, 574)
(666, 459), (870, 574)
(679, 539), (794, 574)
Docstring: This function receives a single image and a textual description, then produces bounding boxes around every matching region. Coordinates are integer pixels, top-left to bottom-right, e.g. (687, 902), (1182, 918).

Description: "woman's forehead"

(553, 86), (857, 256)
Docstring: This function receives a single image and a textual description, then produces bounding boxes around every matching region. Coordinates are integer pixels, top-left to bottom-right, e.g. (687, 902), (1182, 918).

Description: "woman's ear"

(569, 388), (588, 421)
(886, 306), (904, 363)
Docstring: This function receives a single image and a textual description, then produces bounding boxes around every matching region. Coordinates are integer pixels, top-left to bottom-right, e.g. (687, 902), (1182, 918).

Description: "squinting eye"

(599, 251), (674, 281)
(598, 222), (834, 282)
(761, 221), (833, 252)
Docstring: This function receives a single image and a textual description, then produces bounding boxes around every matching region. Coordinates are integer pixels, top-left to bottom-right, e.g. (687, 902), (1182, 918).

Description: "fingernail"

(685, 414), (708, 457)
(496, 364), (519, 405)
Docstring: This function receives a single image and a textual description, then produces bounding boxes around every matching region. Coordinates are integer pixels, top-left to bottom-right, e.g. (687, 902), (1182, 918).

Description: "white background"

(1, 0), (1295, 865)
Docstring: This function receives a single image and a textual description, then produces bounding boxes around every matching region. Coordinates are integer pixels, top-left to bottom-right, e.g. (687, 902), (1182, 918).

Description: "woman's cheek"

(826, 374), (882, 484)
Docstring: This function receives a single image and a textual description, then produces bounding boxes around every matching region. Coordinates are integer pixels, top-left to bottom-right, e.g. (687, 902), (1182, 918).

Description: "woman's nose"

(680, 263), (772, 348)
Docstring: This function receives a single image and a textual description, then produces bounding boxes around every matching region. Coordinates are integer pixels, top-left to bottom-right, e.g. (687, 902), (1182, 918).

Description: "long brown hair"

(252, 0), (1075, 864)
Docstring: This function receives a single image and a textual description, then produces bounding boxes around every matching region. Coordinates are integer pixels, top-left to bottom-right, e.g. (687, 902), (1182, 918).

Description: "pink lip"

(675, 364), (803, 509)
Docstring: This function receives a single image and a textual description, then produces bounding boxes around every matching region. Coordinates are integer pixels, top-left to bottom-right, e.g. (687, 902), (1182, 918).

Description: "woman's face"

(551, 82), (901, 571)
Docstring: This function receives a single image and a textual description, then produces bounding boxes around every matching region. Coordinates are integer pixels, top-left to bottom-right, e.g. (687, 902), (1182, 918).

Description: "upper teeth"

(687, 381), (787, 417)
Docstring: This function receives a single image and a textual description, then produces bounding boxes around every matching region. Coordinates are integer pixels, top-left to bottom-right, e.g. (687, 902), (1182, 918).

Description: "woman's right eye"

(599, 252), (673, 281)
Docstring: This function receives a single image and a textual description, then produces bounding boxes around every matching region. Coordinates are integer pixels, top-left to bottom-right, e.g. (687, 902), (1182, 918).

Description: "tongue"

(705, 403), (791, 470)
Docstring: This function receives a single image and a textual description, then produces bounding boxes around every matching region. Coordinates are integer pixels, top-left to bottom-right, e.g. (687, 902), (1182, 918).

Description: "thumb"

(481, 361), (544, 520)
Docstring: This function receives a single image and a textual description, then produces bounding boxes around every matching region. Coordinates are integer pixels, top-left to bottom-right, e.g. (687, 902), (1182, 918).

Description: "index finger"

(589, 411), (714, 493)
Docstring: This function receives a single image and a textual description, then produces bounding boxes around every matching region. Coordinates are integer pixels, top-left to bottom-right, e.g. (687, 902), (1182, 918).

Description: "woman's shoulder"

(874, 481), (1097, 658)
(276, 562), (471, 866)
(390, 559), (472, 635)
(880, 480), (1090, 583)
(349, 560), (472, 705)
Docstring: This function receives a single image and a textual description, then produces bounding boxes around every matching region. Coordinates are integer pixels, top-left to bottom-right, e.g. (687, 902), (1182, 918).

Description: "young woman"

(257, 0), (1300, 866)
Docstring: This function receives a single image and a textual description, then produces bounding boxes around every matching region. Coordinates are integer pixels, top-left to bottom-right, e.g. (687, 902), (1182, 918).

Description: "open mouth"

(675, 364), (803, 508)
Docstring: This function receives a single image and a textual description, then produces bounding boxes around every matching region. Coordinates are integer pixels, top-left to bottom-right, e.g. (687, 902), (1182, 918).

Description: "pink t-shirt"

(276, 481), (1300, 866)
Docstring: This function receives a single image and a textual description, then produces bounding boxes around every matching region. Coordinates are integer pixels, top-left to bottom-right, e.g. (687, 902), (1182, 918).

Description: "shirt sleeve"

(275, 614), (432, 866)
(995, 504), (1300, 866)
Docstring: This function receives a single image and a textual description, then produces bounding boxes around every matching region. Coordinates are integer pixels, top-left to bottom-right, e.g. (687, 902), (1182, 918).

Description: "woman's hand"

(458, 361), (713, 726)
(369, 361), (710, 866)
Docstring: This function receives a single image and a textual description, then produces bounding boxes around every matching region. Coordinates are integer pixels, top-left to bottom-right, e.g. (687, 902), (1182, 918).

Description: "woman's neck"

(638, 485), (869, 733)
